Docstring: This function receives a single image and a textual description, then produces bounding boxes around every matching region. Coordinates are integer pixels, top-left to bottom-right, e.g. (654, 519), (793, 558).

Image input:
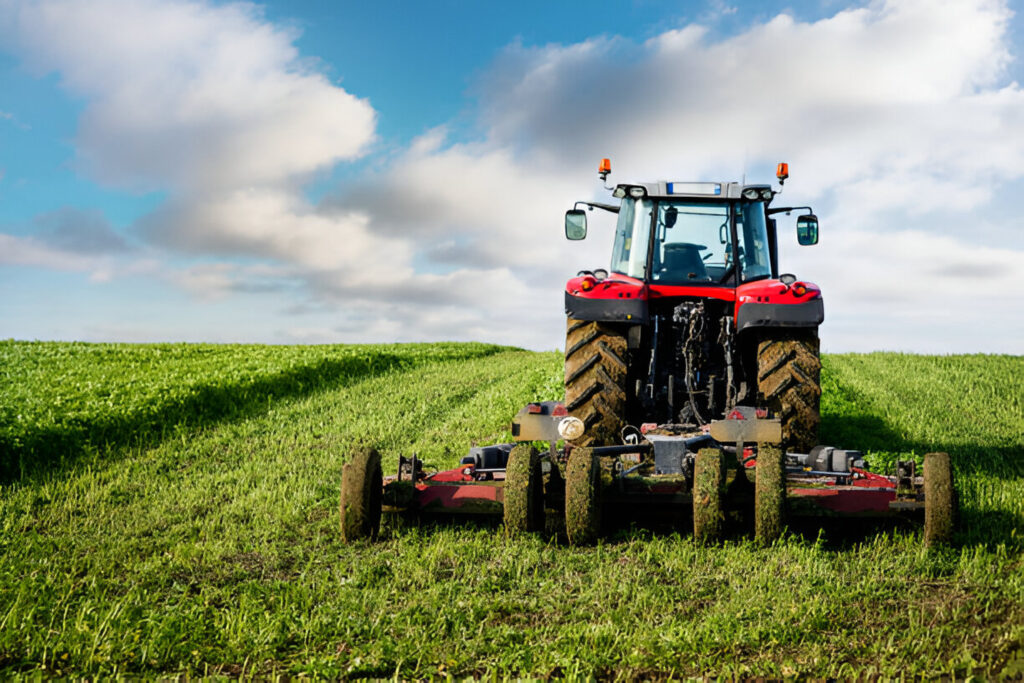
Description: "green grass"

(0, 341), (505, 482)
(0, 342), (1022, 677)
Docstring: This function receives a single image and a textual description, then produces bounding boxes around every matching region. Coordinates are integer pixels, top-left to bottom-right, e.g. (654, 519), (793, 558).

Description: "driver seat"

(661, 243), (709, 281)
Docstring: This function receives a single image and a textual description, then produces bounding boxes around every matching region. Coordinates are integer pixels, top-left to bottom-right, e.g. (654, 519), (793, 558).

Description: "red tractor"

(563, 160), (822, 452)
(338, 161), (956, 548)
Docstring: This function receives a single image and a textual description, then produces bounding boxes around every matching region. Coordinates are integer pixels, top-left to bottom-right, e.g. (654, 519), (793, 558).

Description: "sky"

(1, 0), (1022, 353)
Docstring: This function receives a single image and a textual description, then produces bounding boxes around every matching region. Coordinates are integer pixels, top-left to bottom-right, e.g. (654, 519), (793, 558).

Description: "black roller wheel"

(693, 448), (726, 543)
(924, 452), (955, 546)
(504, 444), (544, 534)
(757, 330), (821, 453)
(340, 448), (383, 543)
(565, 447), (601, 545)
(564, 318), (628, 447)
(755, 443), (785, 544)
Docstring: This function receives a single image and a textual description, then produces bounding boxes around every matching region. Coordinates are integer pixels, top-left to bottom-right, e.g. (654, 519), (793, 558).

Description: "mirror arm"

(766, 205), (813, 216)
(574, 201), (620, 214)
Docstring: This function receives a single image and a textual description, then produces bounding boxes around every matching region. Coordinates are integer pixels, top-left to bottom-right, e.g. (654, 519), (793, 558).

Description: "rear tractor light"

(580, 277), (595, 291)
(793, 283), (807, 297)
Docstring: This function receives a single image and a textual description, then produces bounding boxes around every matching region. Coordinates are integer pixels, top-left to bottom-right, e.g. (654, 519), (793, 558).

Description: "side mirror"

(796, 214), (819, 246)
(664, 206), (678, 229)
(565, 209), (588, 240)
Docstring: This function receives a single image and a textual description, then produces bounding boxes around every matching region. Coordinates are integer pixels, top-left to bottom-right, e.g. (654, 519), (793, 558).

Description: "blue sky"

(1, 0), (1023, 352)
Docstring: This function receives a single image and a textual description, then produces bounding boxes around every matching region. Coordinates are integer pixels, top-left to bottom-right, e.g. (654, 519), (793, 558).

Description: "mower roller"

(340, 161), (957, 546)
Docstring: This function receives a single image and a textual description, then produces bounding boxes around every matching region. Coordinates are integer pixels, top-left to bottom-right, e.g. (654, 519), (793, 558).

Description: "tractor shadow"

(0, 352), (445, 485)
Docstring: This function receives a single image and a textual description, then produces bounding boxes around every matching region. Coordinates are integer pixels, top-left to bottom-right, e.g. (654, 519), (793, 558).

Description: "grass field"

(1, 341), (1022, 677)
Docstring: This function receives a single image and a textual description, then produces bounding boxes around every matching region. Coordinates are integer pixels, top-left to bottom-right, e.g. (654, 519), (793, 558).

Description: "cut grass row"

(0, 342), (1021, 677)
(0, 340), (505, 482)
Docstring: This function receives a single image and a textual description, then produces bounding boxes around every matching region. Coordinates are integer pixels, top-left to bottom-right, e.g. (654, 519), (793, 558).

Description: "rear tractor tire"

(924, 452), (956, 546)
(504, 445), (544, 534)
(757, 330), (821, 454)
(564, 318), (628, 448)
(340, 448), (383, 543)
(565, 448), (601, 545)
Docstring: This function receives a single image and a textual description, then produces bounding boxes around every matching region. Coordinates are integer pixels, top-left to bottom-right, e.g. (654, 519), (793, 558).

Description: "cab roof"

(619, 182), (773, 200)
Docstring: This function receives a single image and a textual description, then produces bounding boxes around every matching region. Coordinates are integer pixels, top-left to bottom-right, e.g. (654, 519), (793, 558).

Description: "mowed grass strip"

(0, 340), (505, 482)
(821, 353), (1024, 545)
(0, 344), (1022, 678)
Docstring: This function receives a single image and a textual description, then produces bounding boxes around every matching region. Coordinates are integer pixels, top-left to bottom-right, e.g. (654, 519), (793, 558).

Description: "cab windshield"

(610, 198), (772, 285)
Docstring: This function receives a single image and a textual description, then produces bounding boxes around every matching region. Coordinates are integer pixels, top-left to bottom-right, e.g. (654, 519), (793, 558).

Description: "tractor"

(562, 160), (822, 453)
(339, 161), (957, 548)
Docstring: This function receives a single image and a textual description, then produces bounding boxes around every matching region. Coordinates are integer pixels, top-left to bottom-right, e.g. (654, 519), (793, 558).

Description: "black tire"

(757, 330), (821, 453)
(504, 444), (544, 534)
(693, 448), (726, 543)
(565, 318), (628, 448)
(924, 452), (955, 546)
(565, 447), (601, 545)
(340, 448), (383, 543)
(755, 443), (785, 544)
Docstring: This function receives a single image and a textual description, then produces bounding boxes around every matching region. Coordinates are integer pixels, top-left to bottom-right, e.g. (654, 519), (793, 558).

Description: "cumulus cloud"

(140, 189), (410, 278)
(0, 0), (375, 192)
(326, 0), (1024, 351)
(32, 207), (130, 254)
(331, 129), (597, 273)
(0, 233), (103, 272)
(786, 227), (1024, 352)
(2, 0), (1023, 352)
(0, 0), (387, 307)
(475, 0), (1022, 214)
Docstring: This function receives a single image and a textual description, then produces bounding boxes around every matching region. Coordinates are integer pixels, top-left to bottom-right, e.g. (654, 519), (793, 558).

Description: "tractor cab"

(606, 184), (776, 287)
(565, 162), (819, 292)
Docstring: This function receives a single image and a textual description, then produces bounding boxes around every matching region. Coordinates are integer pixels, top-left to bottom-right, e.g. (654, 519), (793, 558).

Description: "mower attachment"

(340, 402), (956, 547)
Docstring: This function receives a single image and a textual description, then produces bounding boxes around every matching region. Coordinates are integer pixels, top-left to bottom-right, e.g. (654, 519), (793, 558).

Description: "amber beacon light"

(776, 162), (789, 185)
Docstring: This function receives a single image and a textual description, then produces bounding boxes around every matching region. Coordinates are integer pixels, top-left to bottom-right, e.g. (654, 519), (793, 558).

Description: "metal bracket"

(709, 416), (782, 445)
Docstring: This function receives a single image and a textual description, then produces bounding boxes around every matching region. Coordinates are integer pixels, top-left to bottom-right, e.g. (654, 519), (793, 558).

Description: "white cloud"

(141, 189), (411, 278)
(0, 233), (105, 272)
(475, 0), (1022, 213)
(0, 0), (383, 308)
(786, 226), (1024, 353)
(333, 0), (1024, 352)
(2, 0), (1023, 353)
(0, 0), (375, 191)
